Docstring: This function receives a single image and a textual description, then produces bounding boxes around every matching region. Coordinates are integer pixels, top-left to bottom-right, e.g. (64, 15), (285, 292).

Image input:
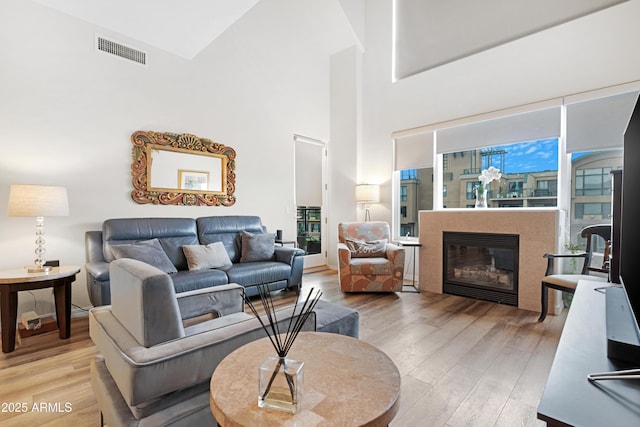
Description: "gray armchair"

(90, 258), (316, 426)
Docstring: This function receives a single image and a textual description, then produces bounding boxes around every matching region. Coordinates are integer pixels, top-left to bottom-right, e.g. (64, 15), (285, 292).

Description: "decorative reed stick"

(245, 284), (322, 400)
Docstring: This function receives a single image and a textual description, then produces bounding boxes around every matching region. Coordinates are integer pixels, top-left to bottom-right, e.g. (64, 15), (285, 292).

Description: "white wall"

(327, 46), (363, 268)
(0, 0), (360, 316)
(363, 0), (640, 226)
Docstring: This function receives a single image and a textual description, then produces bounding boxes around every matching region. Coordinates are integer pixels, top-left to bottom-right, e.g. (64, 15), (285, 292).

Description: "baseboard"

(303, 265), (331, 274)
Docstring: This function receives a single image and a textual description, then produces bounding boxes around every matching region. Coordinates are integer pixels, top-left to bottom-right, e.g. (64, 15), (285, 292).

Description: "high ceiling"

(33, 0), (262, 59)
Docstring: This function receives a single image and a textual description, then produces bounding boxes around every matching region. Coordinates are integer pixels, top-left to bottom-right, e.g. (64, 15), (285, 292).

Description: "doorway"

(294, 134), (327, 269)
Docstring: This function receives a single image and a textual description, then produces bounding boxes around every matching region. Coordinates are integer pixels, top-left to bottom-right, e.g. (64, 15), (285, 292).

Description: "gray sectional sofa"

(90, 258), (359, 426)
(85, 215), (305, 306)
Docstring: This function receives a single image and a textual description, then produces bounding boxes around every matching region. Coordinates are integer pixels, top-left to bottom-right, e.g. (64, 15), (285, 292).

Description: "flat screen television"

(610, 96), (640, 364)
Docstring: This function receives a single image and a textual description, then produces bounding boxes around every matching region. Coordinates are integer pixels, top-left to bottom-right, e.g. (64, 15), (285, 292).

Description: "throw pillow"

(110, 238), (178, 274)
(345, 237), (387, 258)
(240, 231), (275, 262)
(182, 242), (233, 271)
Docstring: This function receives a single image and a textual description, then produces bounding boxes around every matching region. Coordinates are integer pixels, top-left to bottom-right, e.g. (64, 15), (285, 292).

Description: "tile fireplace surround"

(419, 209), (561, 314)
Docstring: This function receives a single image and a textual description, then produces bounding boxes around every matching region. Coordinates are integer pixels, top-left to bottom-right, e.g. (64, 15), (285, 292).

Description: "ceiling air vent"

(96, 35), (146, 65)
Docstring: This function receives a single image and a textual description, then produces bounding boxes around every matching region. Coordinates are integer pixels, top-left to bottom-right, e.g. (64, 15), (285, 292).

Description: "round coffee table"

(210, 331), (400, 426)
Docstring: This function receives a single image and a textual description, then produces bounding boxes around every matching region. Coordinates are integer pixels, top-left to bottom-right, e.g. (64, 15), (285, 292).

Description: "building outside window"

(575, 167), (612, 196)
(465, 182), (477, 200)
(398, 167), (432, 237)
(569, 150), (622, 256)
(441, 139), (559, 209)
(400, 185), (408, 202)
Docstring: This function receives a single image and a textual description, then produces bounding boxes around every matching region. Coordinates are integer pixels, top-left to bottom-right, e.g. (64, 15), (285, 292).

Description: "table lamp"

(7, 184), (70, 273)
(355, 184), (380, 222)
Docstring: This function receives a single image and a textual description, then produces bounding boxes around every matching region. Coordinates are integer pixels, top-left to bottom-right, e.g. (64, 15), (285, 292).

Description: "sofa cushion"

(182, 242), (233, 271)
(110, 239), (178, 274)
(91, 357), (214, 424)
(225, 261), (291, 287)
(171, 269), (229, 294)
(345, 237), (387, 258)
(240, 231), (275, 262)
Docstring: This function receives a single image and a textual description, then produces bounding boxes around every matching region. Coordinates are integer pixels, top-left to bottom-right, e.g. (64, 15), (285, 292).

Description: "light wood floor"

(0, 270), (566, 426)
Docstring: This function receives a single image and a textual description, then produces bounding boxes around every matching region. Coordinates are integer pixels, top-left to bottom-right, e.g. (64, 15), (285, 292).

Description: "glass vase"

(258, 356), (304, 414)
(475, 186), (488, 208)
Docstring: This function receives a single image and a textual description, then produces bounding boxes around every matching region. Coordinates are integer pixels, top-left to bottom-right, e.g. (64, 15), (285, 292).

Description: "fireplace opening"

(443, 232), (519, 306)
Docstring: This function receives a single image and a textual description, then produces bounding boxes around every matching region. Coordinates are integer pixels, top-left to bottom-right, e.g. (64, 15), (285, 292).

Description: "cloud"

(499, 138), (558, 173)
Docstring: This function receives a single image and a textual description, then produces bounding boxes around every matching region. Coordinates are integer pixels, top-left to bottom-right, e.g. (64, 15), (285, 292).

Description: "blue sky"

(484, 138), (558, 174)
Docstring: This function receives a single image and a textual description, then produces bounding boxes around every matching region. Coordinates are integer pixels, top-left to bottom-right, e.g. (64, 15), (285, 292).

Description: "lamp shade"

(8, 184), (70, 217)
(355, 184), (380, 204)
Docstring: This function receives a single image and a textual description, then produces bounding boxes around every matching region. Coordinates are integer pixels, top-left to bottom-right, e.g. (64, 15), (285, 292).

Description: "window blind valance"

(436, 106), (560, 154)
(295, 136), (323, 206)
(566, 91), (639, 153)
(394, 131), (434, 171)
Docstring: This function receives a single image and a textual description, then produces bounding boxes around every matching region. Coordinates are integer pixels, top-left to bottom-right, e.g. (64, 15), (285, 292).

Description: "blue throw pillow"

(110, 238), (178, 274)
(240, 231), (275, 262)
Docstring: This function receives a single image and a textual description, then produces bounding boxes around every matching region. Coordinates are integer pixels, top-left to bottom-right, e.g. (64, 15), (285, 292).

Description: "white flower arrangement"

(478, 166), (502, 191)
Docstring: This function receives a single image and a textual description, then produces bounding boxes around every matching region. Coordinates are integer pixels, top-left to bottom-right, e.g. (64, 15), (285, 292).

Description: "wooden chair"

(538, 224), (611, 321)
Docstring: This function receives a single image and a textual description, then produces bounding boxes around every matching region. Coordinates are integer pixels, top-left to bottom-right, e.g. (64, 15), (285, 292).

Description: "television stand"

(537, 280), (640, 426)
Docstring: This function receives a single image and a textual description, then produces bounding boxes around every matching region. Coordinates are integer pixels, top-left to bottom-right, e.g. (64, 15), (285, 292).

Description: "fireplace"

(443, 232), (519, 306)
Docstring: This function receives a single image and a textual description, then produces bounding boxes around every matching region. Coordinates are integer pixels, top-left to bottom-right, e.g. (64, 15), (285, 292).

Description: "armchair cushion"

(182, 241), (233, 271)
(349, 258), (392, 276)
(110, 239), (177, 274)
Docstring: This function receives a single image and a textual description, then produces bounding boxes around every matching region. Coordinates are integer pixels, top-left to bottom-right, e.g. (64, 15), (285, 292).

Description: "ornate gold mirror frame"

(131, 130), (236, 206)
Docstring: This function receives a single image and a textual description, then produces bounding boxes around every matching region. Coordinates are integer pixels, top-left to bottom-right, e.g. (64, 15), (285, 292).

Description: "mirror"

(131, 131), (236, 206)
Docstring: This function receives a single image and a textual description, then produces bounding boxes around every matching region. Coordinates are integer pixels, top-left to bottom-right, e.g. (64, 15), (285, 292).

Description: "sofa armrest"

(176, 283), (245, 320)
(86, 261), (111, 282)
(274, 246), (305, 265)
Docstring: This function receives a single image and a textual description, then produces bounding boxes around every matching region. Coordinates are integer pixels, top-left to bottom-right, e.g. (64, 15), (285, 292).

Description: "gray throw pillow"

(345, 237), (387, 258)
(240, 231), (275, 262)
(110, 238), (178, 274)
(182, 242), (233, 271)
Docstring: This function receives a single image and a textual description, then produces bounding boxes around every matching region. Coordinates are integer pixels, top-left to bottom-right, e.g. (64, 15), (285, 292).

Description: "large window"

(393, 88), (638, 240)
(441, 139), (559, 209)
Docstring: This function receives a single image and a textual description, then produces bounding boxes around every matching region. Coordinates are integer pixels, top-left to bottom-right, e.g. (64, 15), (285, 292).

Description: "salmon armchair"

(337, 222), (405, 292)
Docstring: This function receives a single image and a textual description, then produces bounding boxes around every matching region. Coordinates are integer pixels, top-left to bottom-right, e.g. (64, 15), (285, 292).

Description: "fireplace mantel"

(419, 209), (562, 313)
